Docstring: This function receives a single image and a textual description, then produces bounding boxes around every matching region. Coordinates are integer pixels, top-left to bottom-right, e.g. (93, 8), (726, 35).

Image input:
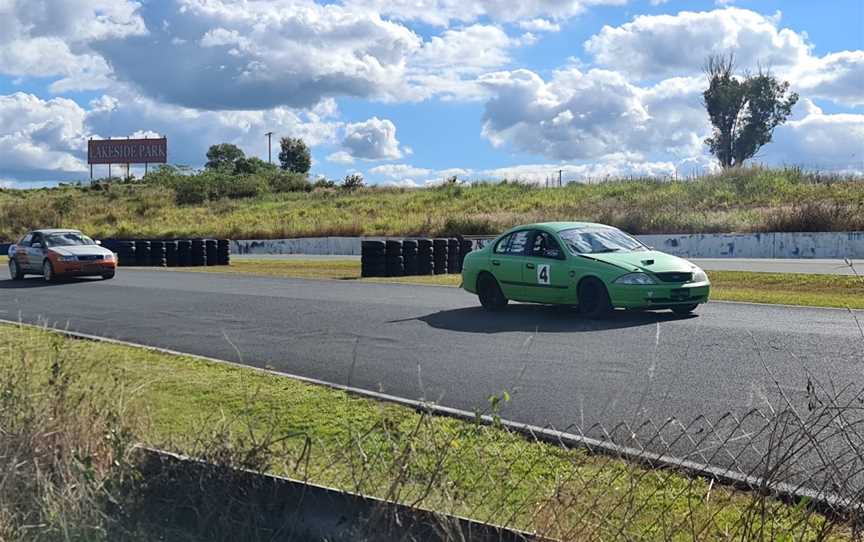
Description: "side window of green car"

(494, 231), (530, 255)
(493, 234), (512, 254)
(530, 232), (565, 260)
(505, 231), (530, 255)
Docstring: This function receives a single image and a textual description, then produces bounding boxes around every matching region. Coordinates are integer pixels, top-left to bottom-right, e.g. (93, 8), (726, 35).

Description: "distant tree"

(205, 143), (245, 170)
(341, 173), (365, 191)
(278, 137), (312, 174)
(313, 176), (337, 189)
(233, 156), (278, 175)
(703, 53), (798, 168)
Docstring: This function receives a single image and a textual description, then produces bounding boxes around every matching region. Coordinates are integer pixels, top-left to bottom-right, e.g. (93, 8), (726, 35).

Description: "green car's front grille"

(655, 272), (693, 283)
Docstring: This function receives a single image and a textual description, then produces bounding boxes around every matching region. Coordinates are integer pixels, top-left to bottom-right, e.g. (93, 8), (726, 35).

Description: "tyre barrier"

(360, 240), (386, 278)
(217, 239), (230, 266)
(402, 239), (418, 276)
(447, 238), (461, 274)
(205, 239), (218, 266)
(106, 240), (136, 267)
(177, 240), (192, 267)
(150, 241), (167, 267)
(100, 238), (231, 267)
(360, 237), (476, 277)
(432, 239), (448, 275)
(164, 241), (178, 267)
(416, 238), (434, 276)
(134, 240), (150, 266)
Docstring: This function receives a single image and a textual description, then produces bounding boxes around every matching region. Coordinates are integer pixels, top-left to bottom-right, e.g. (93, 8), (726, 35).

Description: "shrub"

(341, 173), (365, 191)
(267, 172), (311, 193)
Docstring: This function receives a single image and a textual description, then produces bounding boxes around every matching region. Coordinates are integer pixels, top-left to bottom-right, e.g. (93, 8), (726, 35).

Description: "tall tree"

(703, 53), (798, 168)
(205, 143), (245, 170)
(278, 137), (312, 174)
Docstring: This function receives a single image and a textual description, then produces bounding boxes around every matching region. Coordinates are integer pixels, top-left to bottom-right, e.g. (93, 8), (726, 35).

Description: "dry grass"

(0, 322), (857, 541)
(1, 167), (862, 242)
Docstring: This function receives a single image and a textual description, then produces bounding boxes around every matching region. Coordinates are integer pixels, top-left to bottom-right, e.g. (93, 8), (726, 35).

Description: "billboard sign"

(87, 137), (167, 165)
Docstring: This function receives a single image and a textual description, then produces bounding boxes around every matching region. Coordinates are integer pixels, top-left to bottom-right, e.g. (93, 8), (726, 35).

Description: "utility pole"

(265, 132), (274, 164)
(558, 169), (563, 187)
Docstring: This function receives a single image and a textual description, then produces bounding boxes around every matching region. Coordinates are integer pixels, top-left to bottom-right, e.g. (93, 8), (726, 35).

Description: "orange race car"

(7, 229), (116, 281)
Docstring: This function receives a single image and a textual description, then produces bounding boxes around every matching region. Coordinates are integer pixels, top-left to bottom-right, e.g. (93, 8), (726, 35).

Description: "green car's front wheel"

(578, 277), (612, 319)
(672, 304), (698, 315)
(477, 272), (508, 311)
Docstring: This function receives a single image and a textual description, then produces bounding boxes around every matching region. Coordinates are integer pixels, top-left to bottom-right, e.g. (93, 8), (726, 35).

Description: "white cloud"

(91, 0), (422, 110)
(370, 164), (433, 178)
(343, 0), (627, 26)
(478, 158), (679, 183)
(767, 105), (864, 171)
(0, 93), (89, 180)
(327, 151), (355, 164)
(479, 68), (709, 161)
(0, 0), (146, 91)
(584, 8), (811, 80)
(382, 178), (422, 187)
(518, 18), (561, 32)
(793, 51), (864, 107)
(404, 24), (519, 101)
(341, 117), (403, 160)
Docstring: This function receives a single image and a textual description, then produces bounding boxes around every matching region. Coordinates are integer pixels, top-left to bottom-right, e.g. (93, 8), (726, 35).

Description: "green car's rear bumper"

(608, 281), (711, 309)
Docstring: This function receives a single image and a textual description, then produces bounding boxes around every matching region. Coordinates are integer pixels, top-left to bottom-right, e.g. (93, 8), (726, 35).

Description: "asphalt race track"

(2, 269), (863, 483)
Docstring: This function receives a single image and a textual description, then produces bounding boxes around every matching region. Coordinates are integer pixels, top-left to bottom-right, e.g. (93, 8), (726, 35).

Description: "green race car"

(461, 222), (710, 317)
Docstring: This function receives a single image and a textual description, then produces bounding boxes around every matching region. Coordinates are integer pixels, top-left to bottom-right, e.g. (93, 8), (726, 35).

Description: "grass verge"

(159, 258), (864, 310)
(2, 167), (863, 241)
(0, 322), (851, 540)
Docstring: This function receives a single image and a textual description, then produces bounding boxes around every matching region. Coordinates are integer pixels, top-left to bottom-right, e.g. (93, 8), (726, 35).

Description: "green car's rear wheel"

(672, 304), (698, 315)
(578, 277), (612, 319)
(477, 272), (508, 311)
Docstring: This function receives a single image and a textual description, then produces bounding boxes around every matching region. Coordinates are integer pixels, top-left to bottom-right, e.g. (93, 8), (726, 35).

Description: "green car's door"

(522, 230), (570, 303)
(490, 230), (531, 300)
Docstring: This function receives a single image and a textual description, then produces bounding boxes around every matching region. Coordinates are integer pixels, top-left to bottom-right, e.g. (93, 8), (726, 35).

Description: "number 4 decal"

(537, 264), (550, 285)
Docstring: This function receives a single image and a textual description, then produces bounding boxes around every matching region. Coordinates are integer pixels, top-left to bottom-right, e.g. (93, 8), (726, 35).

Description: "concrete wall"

(638, 231), (864, 258)
(231, 232), (864, 259)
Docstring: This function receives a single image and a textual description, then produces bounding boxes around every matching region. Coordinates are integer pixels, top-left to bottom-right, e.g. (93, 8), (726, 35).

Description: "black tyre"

(477, 272), (508, 311)
(362, 240), (385, 250)
(672, 304), (698, 316)
(578, 277), (612, 319)
(42, 260), (55, 282)
(134, 240), (150, 266)
(385, 240), (403, 257)
(8, 258), (24, 280)
(102, 272), (115, 280)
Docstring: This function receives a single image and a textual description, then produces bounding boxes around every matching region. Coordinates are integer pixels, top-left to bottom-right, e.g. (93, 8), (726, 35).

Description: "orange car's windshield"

(44, 232), (95, 247)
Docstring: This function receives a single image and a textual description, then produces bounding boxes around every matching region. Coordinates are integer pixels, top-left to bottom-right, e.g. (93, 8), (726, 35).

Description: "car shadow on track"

(0, 277), (103, 288)
(408, 305), (695, 333)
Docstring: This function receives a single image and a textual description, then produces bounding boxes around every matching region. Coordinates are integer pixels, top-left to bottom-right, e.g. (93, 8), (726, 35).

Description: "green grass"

(1, 167), (863, 241)
(159, 258), (864, 309)
(0, 323), (849, 539)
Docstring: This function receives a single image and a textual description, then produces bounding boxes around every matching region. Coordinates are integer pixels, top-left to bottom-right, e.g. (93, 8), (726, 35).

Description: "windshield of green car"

(559, 227), (647, 255)
(43, 232), (95, 247)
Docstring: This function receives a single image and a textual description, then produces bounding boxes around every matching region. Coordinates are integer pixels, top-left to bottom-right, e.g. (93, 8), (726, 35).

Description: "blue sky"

(0, 0), (861, 188)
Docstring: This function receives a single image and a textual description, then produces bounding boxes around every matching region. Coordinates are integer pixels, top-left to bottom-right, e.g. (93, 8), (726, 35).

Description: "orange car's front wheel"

(42, 260), (56, 282)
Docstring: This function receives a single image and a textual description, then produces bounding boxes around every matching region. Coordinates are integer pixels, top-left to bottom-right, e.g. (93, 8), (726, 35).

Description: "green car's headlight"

(691, 268), (708, 283)
(614, 272), (657, 285)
